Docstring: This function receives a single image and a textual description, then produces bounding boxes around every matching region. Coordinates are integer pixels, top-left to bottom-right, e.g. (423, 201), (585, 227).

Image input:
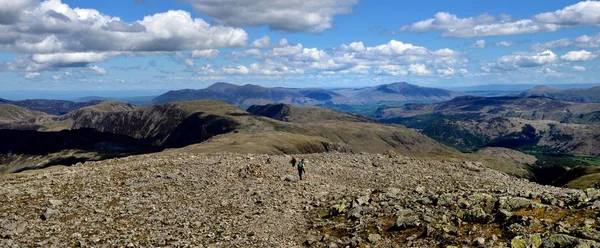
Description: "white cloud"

(493, 50), (558, 70)
(271, 44), (304, 57)
(183, 0), (359, 32)
(88, 65), (107, 75)
(542, 67), (562, 76)
(531, 38), (572, 51)
(197, 39), (465, 79)
(296, 48), (328, 62)
(408, 63), (431, 75)
(366, 40), (428, 56)
(24, 72), (40, 79)
(575, 32), (600, 48)
(572, 65), (586, 71)
(560, 50), (598, 61)
(251, 36), (271, 48)
(375, 65), (408, 76)
(532, 32), (600, 51)
(222, 65), (249, 75)
(471, 40), (487, 48)
(243, 49), (262, 57)
(341, 41), (366, 52)
(436, 67), (455, 76)
(31, 52), (114, 66)
(402, 1), (600, 38)
(496, 41), (515, 47)
(472, 40), (516, 49)
(278, 38), (289, 47)
(0, 0), (248, 76)
(191, 49), (220, 59)
(401, 12), (559, 38)
(533, 1), (600, 26)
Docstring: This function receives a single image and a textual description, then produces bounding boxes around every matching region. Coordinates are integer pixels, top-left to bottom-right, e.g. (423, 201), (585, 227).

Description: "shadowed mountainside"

(0, 100), (457, 173)
(247, 103), (375, 123)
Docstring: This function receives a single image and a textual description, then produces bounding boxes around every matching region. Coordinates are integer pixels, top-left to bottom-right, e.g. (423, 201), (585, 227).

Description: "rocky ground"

(1, 151), (600, 247)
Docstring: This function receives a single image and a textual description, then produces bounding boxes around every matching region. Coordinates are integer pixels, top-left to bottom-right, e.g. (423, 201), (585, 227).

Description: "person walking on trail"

(296, 159), (306, 180)
(290, 157), (297, 168)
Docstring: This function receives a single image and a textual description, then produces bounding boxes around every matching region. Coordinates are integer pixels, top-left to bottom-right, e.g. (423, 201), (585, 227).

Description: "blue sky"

(1, 0), (600, 93)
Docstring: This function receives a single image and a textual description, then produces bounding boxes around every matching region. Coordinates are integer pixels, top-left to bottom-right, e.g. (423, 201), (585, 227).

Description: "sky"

(1, 0), (600, 93)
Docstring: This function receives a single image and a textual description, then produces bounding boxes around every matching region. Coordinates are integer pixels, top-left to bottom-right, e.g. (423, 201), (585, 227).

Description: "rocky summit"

(1, 151), (599, 247)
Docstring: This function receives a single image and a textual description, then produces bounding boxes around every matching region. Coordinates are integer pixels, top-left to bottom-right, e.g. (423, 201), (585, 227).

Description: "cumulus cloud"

(531, 38), (572, 51)
(492, 50), (558, 70)
(0, 0), (247, 76)
(560, 50), (598, 61)
(533, 1), (600, 26)
(574, 32), (600, 48)
(402, 1), (600, 38)
(197, 39), (465, 78)
(251, 36), (271, 48)
(572, 65), (586, 71)
(472, 40), (516, 49)
(471, 40), (487, 48)
(222, 65), (250, 75)
(191, 49), (220, 59)
(278, 38), (289, 47)
(88, 65), (107, 75)
(532, 32), (600, 51)
(375, 65), (408, 76)
(340, 42), (366, 52)
(183, 0), (359, 32)
(0, 0), (37, 24)
(408, 64), (431, 75)
(436, 67), (455, 76)
(24, 72), (40, 79)
(496, 41), (515, 47)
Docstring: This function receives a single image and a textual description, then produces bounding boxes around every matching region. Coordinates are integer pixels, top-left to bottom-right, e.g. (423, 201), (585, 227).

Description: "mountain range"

(152, 82), (462, 106)
(520, 85), (600, 103)
(377, 95), (600, 187)
(0, 100), (457, 174)
(0, 98), (102, 115)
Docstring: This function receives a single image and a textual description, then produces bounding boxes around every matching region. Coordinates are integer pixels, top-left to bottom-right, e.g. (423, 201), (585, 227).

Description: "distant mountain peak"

(207, 82), (238, 89)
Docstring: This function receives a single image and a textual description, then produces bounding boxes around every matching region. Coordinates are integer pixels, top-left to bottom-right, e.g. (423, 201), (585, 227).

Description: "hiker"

(290, 157), (297, 168)
(297, 159), (306, 180)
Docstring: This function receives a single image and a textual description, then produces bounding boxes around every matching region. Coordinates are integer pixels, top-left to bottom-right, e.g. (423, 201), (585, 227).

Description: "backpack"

(298, 161), (305, 169)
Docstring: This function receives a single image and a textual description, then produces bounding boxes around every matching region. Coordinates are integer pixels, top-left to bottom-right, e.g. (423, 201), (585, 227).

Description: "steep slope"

(1, 100), (457, 173)
(0, 98), (103, 115)
(520, 85), (600, 102)
(1, 152), (598, 247)
(0, 104), (49, 123)
(247, 103), (374, 123)
(0, 104), (55, 130)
